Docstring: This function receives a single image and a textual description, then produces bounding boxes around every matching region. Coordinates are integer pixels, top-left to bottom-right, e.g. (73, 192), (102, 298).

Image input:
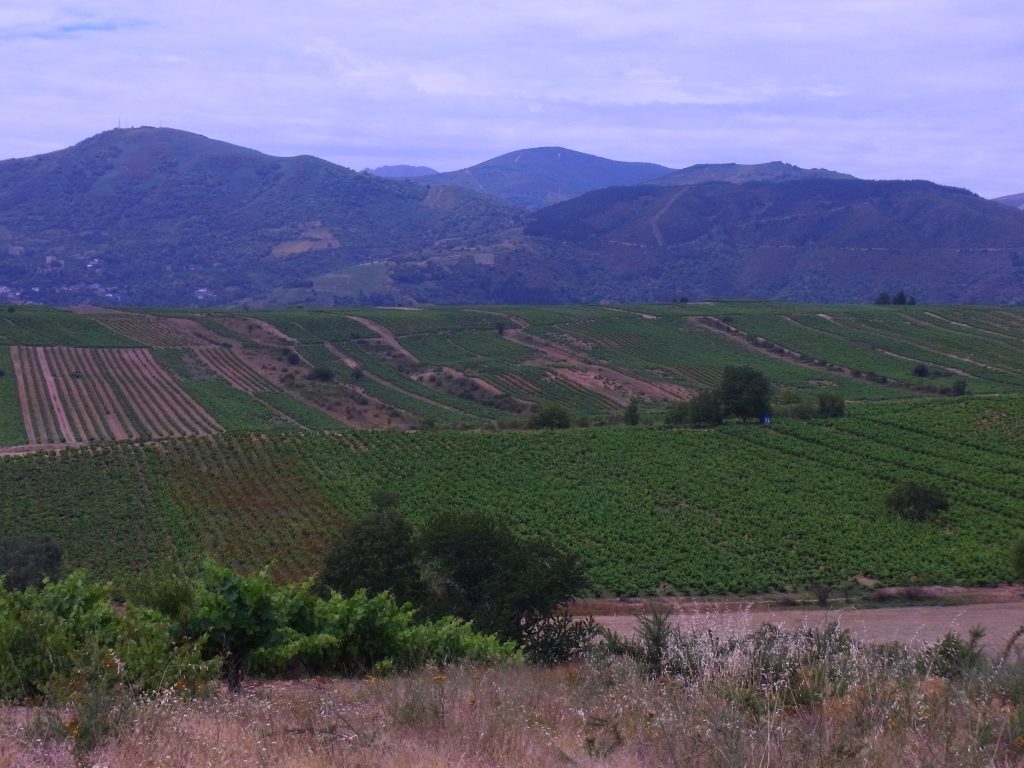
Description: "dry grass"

(4, 645), (1024, 768)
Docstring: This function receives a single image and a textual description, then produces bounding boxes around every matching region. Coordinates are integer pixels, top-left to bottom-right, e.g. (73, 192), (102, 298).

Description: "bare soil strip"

(127, 348), (220, 434)
(9, 346), (37, 444)
(73, 348), (135, 440)
(494, 372), (543, 395)
(55, 347), (114, 441)
(33, 347), (77, 444)
(18, 348), (57, 443)
(45, 347), (90, 442)
(121, 348), (192, 436)
(323, 343), (461, 415)
(98, 348), (169, 438)
(346, 316), (419, 362)
(195, 347), (277, 393)
(504, 328), (695, 403)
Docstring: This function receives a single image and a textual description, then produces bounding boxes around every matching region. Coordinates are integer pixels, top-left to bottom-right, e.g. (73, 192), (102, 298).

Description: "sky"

(1, 1), (1021, 197)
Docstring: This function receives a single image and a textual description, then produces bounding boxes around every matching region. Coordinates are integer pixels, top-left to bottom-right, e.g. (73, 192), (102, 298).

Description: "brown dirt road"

(580, 587), (1024, 650)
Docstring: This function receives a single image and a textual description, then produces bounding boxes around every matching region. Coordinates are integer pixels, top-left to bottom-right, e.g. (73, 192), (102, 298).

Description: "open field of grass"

(0, 395), (1020, 592)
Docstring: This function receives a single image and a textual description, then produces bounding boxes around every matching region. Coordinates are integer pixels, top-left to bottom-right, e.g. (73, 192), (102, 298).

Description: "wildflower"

(433, 673), (447, 683)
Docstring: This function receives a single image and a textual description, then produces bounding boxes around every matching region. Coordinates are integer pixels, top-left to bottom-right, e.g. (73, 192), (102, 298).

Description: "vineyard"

(4, 303), (1024, 448)
(0, 394), (1021, 593)
(7, 346), (219, 445)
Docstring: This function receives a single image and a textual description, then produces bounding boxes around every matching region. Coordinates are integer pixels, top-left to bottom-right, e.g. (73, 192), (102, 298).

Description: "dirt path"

(346, 316), (419, 362)
(601, 306), (658, 320)
(650, 188), (686, 247)
(581, 588), (1024, 650)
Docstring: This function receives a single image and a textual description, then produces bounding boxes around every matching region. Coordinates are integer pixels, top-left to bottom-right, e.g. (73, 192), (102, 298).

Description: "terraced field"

(8, 345), (219, 445)
(0, 395), (1020, 592)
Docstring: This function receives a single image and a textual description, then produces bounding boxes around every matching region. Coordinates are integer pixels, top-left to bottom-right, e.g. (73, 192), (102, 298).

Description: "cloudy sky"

(2, 1), (1021, 196)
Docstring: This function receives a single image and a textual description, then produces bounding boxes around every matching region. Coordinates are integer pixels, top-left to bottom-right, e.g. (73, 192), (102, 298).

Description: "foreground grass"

(5, 632), (1024, 768)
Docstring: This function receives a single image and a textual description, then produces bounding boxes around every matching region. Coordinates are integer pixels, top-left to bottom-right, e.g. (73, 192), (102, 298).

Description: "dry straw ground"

(3, 640), (1024, 768)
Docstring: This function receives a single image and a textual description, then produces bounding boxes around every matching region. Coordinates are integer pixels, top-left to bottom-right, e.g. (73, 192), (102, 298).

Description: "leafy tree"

(418, 511), (587, 641)
(816, 391), (845, 418)
(718, 366), (772, 422)
(527, 404), (572, 429)
(319, 508), (422, 605)
(885, 482), (949, 522)
(875, 292), (892, 305)
(623, 397), (640, 426)
(893, 290), (908, 305)
(0, 536), (62, 590)
(307, 367), (335, 382)
(688, 390), (724, 426)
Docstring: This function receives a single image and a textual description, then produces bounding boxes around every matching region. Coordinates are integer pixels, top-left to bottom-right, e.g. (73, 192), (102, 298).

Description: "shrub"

(885, 482), (949, 522)
(0, 535), (62, 590)
(527, 404), (572, 429)
(307, 367), (335, 382)
(816, 391), (845, 418)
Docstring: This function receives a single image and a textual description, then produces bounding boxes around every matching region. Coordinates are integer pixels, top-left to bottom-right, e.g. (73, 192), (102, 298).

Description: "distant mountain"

(2, 129), (1024, 308)
(995, 192), (1024, 210)
(648, 161), (855, 186)
(0, 128), (519, 305)
(393, 179), (1024, 305)
(366, 164), (438, 178)
(417, 147), (671, 209)
(506, 179), (1024, 304)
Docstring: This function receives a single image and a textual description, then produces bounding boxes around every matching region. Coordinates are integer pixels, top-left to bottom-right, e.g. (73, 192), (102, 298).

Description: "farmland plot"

(8, 346), (220, 444)
(194, 347), (278, 393)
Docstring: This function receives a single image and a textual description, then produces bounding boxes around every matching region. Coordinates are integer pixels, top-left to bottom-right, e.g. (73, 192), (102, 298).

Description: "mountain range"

(1, 127), (1023, 306)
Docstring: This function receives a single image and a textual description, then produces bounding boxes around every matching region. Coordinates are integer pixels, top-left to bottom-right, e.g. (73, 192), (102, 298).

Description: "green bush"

(885, 482), (949, 522)
(0, 572), (213, 703)
(527, 404), (572, 429)
(183, 560), (517, 688)
(0, 535), (62, 590)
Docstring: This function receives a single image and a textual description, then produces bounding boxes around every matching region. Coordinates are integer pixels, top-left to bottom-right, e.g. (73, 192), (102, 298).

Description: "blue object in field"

(762, 415), (772, 425)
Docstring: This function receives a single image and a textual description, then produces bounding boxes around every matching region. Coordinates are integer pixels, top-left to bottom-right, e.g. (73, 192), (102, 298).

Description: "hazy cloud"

(1, 0), (1021, 195)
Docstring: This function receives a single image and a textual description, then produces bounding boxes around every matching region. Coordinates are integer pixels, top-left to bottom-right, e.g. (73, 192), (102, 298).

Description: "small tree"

(885, 482), (949, 522)
(718, 366), (772, 422)
(319, 507), (422, 605)
(816, 391), (845, 418)
(418, 511), (587, 642)
(893, 290), (907, 305)
(528, 404), (572, 429)
(875, 292), (892, 305)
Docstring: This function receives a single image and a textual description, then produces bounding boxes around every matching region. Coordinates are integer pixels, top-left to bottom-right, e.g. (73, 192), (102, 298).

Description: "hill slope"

(366, 164), (438, 178)
(483, 179), (1024, 304)
(648, 161), (855, 186)
(995, 192), (1024, 210)
(417, 147), (672, 209)
(0, 127), (519, 306)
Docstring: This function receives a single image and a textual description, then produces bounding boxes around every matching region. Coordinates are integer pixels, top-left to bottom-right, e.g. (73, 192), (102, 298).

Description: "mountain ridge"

(1, 127), (1023, 307)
